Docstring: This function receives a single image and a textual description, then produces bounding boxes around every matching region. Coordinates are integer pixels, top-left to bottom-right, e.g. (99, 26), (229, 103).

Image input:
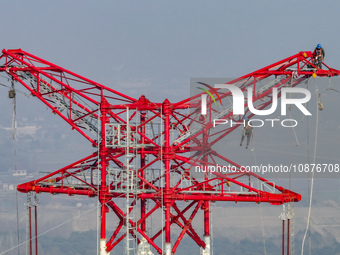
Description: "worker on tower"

(313, 44), (325, 69)
(240, 117), (253, 149)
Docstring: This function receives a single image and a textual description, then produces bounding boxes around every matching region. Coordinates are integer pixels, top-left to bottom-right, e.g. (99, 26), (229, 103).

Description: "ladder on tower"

(106, 108), (145, 255)
(125, 124), (138, 255)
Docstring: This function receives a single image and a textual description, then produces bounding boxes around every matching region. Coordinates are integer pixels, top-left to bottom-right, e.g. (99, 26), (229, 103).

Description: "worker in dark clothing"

(240, 117), (253, 149)
(313, 44), (325, 69)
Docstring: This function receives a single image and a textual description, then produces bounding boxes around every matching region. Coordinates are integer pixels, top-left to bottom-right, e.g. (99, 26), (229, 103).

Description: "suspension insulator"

(318, 102), (324, 111)
(8, 89), (16, 98)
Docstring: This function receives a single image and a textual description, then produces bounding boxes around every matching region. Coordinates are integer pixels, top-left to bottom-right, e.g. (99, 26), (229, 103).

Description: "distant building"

(13, 169), (27, 176)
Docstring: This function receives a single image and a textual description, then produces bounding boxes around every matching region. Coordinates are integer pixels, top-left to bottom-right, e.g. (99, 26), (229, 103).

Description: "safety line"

(301, 84), (319, 255)
(251, 144), (267, 255)
(0, 204), (98, 255)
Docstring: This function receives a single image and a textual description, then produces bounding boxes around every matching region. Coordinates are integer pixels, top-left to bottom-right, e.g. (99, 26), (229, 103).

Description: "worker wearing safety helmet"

(313, 44), (325, 69)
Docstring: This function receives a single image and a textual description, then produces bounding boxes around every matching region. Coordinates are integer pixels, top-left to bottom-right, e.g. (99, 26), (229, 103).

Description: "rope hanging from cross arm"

(301, 82), (320, 255)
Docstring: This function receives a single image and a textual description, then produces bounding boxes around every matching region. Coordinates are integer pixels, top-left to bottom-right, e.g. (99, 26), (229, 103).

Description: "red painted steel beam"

(172, 201), (203, 253)
(163, 99), (172, 244)
(1, 49), (137, 102)
(1, 49), (338, 254)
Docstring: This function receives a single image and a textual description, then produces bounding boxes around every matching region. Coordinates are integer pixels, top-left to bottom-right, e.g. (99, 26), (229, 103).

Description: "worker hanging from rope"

(313, 44), (325, 69)
(240, 117), (253, 149)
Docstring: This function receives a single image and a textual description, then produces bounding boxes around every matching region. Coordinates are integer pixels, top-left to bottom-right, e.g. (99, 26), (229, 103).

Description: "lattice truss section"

(1, 49), (339, 254)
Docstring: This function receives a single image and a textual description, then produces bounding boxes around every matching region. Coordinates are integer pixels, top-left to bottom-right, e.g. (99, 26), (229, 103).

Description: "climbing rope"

(9, 78), (21, 255)
(301, 82), (320, 255)
(288, 107), (300, 147)
(251, 146), (267, 255)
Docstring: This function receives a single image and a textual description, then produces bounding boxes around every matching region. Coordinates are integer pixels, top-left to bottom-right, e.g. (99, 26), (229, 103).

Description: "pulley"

(317, 93), (323, 111)
(9, 77), (16, 98)
(8, 89), (16, 98)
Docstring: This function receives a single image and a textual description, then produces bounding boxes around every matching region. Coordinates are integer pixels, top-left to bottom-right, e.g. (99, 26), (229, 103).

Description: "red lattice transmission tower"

(1, 49), (339, 255)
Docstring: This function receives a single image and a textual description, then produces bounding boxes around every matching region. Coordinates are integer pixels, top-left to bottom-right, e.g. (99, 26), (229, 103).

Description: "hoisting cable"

(316, 77), (340, 112)
(305, 79), (312, 255)
(288, 72), (300, 146)
(251, 146), (267, 255)
(301, 83), (320, 255)
(287, 78), (297, 255)
(0, 78), (30, 97)
(288, 103), (300, 146)
(9, 77), (21, 255)
(11, 78), (17, 157)
(324, 77), (340, 94)
(0, 205), (99, 255)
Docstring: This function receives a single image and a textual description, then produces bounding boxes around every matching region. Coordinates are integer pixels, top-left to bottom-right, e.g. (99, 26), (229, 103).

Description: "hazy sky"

(1, 1), (340, 200)
(1, 0), (340, 206)
(1, 2), (340, 254)
(1, 1), (340, 102)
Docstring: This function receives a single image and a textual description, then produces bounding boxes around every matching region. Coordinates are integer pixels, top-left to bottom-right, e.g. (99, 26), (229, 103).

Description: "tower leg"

(282, 220), (285, 255)
(163, 100), (172, 253)
(164, 242), (172, 255)
(100, 238), (110, 255)
(26, 192), (32, 255)
(202, 125), (211, 255)
(200, 236), (211, 255)
(140, 112), (147, 235)
(137, 237), (154, 255)
(29, 206), (32, 255)
(99, 99), (110, 255)
(287, 219), (290, 255)
(34, 201), (38, 255)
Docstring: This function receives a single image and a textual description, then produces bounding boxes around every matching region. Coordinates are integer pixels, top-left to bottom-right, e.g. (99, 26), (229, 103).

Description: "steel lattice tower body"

(1, 49), (339, 254)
